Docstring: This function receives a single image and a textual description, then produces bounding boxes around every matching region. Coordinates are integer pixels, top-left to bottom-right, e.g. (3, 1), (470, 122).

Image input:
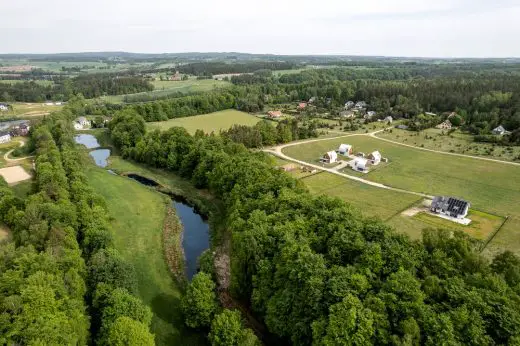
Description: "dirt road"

(4, 140), (33, 162)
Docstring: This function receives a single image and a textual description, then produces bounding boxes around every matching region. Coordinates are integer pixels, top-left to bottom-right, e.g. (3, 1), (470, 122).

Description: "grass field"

(1, 102), (62, 116)
(147, 109), (263, 134)
(99, 79), (231, 103)
(377, 128), (520, 162)
(86, 163), (203, 346)
(283, 135), (520, 252)
(301, 172), (421, 220)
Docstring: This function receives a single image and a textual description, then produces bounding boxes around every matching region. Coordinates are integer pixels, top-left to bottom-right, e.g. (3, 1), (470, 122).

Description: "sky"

(2, 0), (520, 57)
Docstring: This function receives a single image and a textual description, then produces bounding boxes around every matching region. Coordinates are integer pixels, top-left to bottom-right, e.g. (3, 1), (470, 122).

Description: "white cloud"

(1, 0), (519, 56)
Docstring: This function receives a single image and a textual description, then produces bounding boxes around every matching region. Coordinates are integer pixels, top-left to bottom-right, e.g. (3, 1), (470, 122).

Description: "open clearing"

(99, 79), (231, 103)
(0, 224), (9, 242)
(2, 102), (62, 116)
(377, 128), (520, 162)
(86, 163), (203, 346)
(282, 134), (520, 252)
(0, 165), (32, 184)
(147, 109), (262, 134)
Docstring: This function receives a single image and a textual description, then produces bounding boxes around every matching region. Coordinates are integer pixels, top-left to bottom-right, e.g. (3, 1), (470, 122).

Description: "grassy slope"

(147, 109), (261, 134)
(86, 165), (203, 346)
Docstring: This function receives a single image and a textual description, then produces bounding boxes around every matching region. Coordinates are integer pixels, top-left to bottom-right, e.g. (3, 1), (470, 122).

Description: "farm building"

(321, 151), (338, 164)
(353, 157), (368, 171)
(0, 103), (9, 112)
(436, 120), (452, 130)
(338, 144), (353, 156)
(368, 151), (381, 165)
(430, 196), (470, 219)
(344, 101), (354, 110)
(267, 111), (282, 118)
(384, 116), (393, 123)
(0, 131), (11, 144)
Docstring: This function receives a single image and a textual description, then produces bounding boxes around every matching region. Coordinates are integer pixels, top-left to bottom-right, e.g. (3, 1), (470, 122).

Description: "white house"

(0, 131), (11, 144)
(365, 111), (376, 119)
(353, 157), (368, 171)
(492, 125), (509, 136)
(368, 151), (382, 165)
(321, 151), (338, 164)
(338, 144), (353, 156)
(74, 117), (90, 130)
(384, 116), (393, 123)
(0, 103), (9, 111)
(355, 101), (367, 109)
(344, 101), (354, 110)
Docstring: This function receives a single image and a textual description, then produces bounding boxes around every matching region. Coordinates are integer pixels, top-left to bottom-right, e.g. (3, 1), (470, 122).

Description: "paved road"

(264, 129), (432, 199)
(4, 140), (33, 162)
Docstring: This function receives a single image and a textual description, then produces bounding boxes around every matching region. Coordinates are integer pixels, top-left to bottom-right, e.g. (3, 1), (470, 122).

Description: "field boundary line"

(480, 216), (510, 253)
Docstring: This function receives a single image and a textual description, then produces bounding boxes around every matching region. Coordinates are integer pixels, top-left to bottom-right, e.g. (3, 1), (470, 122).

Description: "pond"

(74, 134), (100, 149)
(89, 149), (110, 168)
(74, 134), (111, 168)
(126, 173), (210, 280)
(174, 201), (210, 279)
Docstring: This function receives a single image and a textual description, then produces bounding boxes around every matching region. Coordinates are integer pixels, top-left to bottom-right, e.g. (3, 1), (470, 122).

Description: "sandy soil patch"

(0, 165), (32, 184)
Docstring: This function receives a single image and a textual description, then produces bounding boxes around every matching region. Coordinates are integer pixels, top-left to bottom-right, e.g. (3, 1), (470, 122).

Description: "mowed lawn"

(147, 109), (262, 134)
(284, 135), (520, 253)
(301, 172), (421, 220)
(86, 166), (203, 346)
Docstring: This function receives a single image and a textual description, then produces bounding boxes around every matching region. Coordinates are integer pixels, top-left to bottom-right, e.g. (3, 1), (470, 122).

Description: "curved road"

(264, 129), (432, 198)
(4, 140), (33, 162)
(264, 127), (520, 199)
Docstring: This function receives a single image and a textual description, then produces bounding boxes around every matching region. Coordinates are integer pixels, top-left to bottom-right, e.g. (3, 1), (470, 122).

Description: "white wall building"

(338, 144), (352, 156)
(322, 151), (338, 164)
(368, 151), (381, 165)
(0, 131), (11, 144)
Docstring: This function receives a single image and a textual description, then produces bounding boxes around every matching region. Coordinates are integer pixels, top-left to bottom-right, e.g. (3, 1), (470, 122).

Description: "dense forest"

(176, 61), (296, 76)
(0, 109), (154, 344)
(109, 110), (520, 345)
(0, 73), (153, 102)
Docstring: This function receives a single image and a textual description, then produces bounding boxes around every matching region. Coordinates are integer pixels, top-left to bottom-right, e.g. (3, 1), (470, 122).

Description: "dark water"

(74, 134), (100, 149)
(89, 149), (110, 168)
(126, 173), (210, 280)
(174, 201), (210, 279)
(127, 173), (159, 186)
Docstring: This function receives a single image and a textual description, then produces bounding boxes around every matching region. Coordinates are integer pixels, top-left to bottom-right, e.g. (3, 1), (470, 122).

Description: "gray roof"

(0, 131), (11, 137)
(431, 196), (469, 217)
(493, 125), (506, 132)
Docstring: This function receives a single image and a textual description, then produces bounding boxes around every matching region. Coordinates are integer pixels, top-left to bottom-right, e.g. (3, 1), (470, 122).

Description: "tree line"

(177, 61), (296, 77)
(0, 73), (154, 102)
(109, 110), (520, 345)
(0, 109), (154, 344)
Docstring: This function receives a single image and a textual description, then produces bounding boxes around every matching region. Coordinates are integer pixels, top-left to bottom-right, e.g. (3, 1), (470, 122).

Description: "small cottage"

(367, 151), (382, 165)
(384, 116), (393, 123)
(492, 125), (508, 136)
(338, 144), (353, 156)
(353, 157), (368, 171)
(0, 103), (9, 112)
(344, 101), (354, 110)
(322, 151), (338, 164)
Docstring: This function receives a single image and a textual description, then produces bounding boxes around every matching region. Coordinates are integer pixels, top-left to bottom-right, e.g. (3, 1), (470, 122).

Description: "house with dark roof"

(430, 196), (470, 219)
